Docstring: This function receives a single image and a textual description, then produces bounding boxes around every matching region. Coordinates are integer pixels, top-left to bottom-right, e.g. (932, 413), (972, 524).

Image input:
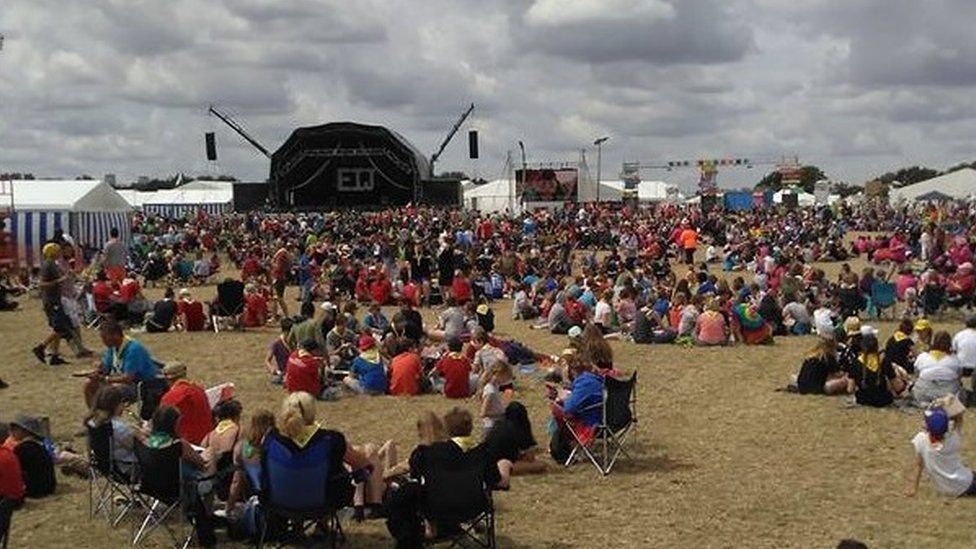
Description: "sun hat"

(567, 326), (583, 339)
(162, 361), (188, 379)
(924, 407), (950, 437)
(914, 318), (932, 332)
(476, 304), (490, 315)
(10, 414), (46, 439)
(179, 288), (191, 297)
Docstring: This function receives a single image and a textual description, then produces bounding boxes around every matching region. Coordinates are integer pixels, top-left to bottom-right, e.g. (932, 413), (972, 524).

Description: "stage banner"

(516, 168), (579, 202)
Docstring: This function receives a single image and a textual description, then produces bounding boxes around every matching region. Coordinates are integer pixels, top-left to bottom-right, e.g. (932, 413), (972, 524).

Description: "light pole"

(593, 136), (609, 203)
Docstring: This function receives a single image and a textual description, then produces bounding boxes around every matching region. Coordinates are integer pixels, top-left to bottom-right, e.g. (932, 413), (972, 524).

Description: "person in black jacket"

(7, 415), (55, 498)
(795, 338), (851, 395)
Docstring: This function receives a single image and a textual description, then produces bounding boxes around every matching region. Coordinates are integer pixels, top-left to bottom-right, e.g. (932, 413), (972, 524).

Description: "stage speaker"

(782, 192), (798, 209)
(468, 130), (479, 159)
(205, 132), (217, 161)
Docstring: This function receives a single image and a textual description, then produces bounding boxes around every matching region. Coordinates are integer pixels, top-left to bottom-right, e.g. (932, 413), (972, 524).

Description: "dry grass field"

(1, 265), (974, 548)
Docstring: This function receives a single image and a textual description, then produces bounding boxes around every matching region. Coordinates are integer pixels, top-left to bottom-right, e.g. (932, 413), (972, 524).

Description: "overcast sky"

(2, 0), (975, 192)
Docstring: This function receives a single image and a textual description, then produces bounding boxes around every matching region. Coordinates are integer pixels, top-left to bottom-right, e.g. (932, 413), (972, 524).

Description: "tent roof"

(891, 168), (976, 202)
(6, 179), (132, 211)
(129, 187), (233, 206)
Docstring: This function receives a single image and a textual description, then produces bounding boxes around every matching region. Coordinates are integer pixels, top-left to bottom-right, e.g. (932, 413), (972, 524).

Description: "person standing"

(679, 221), (698, 266)
(101, 227), (127, 284)
(270, 242), (292, 319)
(31, 243), (73, 365)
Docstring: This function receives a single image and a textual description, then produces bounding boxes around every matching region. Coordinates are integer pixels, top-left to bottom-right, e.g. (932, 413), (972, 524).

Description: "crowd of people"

(4, 196), (976, 545)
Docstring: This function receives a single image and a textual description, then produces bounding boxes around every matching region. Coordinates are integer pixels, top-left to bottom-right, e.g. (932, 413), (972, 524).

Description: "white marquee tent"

(2, 180), (132, 264)
(889, 168), (976, 202)
(120, 183), (234, 218)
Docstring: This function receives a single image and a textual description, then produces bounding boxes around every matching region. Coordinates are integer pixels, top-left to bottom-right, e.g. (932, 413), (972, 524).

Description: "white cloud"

(525, 0), (675, 26)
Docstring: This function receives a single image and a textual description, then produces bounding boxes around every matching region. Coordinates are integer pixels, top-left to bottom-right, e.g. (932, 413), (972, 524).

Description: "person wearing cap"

(158, 362), (212, 445)
(907, 407), (976, 497)
(177, 288), (206, 332)
(84, 320), (160, 408)
(344, 335), (387, 395)
(912, 331), (964, 408)
(7, 415), (56, 498)
(362, 302), (390, 338)
(285, 339), (328, 398)
(951, 315), (976, 377)
(914, 318), (934, 353)
(30, 241), (74, 366)
(286, 302), (334, 352)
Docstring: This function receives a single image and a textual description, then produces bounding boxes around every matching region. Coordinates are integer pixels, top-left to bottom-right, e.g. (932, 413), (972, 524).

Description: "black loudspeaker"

(782, 193), (798, 209)
(468, 130), (479, 159)
(700, 194), (719, 212)
(205, 132), (217, 161)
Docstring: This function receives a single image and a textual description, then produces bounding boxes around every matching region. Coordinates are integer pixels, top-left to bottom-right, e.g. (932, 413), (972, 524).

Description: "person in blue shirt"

(83, 320), (160, 407)
(552, 360), (604, 428)
(362, 302), (390, 337)
(344, 335), (387, 395)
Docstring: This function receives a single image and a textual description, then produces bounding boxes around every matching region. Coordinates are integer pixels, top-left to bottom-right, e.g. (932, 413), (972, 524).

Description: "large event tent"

(889, 168), (976, 202)
(3, 179), (132, 264)
(120, 181), (234, 218)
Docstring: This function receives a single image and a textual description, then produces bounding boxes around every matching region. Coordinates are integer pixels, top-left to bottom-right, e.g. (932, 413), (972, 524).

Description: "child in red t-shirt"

(435, 338), (474, 398)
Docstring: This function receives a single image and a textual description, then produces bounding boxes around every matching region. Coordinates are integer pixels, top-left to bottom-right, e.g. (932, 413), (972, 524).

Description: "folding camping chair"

(131, 440), (194, 549)
(565, 372), (638, 476)
(212, 279), (246, 333)
(837, 286), (864, 320)
(869, 280), (897, 320)
(418, 444), (496, 548)
(86, 420), (137, 528)
(922, 284), (945, 318)
(257, 430), (350, 549)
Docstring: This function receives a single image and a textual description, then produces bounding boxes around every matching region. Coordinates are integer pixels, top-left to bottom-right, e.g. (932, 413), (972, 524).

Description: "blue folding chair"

(869, 280), (897, 319)
(257, 429), (350, 548)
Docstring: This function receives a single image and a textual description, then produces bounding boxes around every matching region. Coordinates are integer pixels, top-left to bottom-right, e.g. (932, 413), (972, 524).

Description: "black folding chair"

(131, 440), (193, 549)
(418, 444), (496, 548)
(212, 280), (246, 333)
(565, 372), (638, 476)
(86, 420), (137, 527)
(922, 284), (945, 317)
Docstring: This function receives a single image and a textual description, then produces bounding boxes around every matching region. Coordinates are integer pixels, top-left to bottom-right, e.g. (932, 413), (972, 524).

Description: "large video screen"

(516, 168), (578, 202)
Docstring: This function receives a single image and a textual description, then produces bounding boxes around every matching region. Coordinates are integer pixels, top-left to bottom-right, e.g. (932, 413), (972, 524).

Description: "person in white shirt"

(813, 304), (836, 339)
(912, 331), (964, 408)
(951, 315), (976, 373)
(907, 407), (976, 497)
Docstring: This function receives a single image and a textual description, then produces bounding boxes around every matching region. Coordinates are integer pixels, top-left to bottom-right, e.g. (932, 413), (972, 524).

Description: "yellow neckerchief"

(289, 422), (321, 449)
(112, 337), (133, 375)
(446, 351), (466, 360)
(893, 330), (910, 342)
(929, 350), (947, 361)
(214, 419), (236, 435)
(859, 353), (881, 373)
(297, 349), (316, 360)
(452, 435), (479, 453)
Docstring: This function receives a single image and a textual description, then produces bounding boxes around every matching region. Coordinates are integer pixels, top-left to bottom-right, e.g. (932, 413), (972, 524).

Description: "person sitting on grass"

(6, 415), (56, 499)
(794, 337), (851, 395)
(284, 339), (328, 399)
(485, 402), (546, 489)
(480, 361), (513, 437)
(145, 287), (178, 333)
(388, 338), (424, 397)
(326, 313), (358, 371)
(694, 298), (728, 346)
(177, 288), (207, 332)
(242, 283), (268, 329)
(344, 335), (387, 395)
(907, 405), (976, 497)
(912, 330), (963, 408)
(434, 337), (474, 399)
(362, 302), (390, 338)
(883, 318), (916, 375)
(265, 317), (293, 385)
(852, 331), (904, 407)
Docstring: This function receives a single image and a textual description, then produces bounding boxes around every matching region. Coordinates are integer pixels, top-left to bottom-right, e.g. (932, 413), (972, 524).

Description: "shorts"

(273, 278), (287, 297)
(43, 300), (74, 338)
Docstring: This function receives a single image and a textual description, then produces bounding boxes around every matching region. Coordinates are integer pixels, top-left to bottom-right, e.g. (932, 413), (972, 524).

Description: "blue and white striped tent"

(120, 185), (233, 220)
(5, 180), (134, 264)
